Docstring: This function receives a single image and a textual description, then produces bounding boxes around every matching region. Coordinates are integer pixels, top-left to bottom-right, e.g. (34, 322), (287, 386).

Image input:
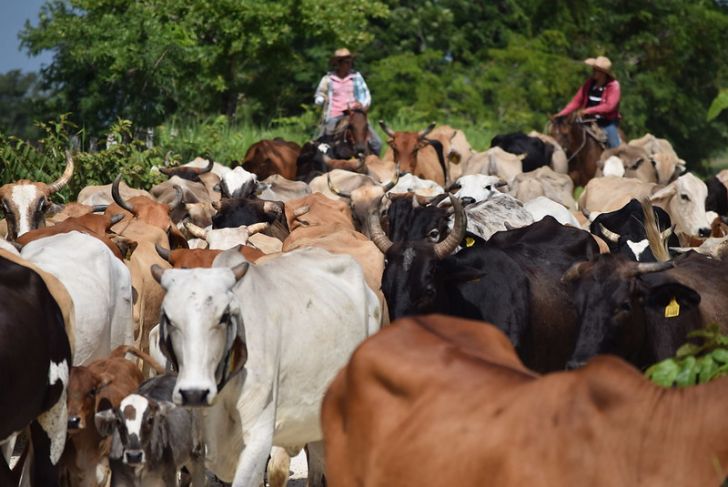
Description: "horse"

(295, 108), (373, 182)
(549, 113), (607, 187)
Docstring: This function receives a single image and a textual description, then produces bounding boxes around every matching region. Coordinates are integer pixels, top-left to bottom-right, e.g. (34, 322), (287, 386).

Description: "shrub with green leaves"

(645, 324), (728, 388)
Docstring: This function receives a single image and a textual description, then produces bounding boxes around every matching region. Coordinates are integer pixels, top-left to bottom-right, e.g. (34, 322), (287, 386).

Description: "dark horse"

(295, 108), (374, 182)
(549, 113), (608, 187)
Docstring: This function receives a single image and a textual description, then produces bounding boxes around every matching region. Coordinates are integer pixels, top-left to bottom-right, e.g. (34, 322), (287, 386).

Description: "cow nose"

(698, 227), (711, 237)
(461, 197), (476, 206)
(178, 388), (210, 406)
(125, 450), (144, 465)
(67, 416), (81, 430)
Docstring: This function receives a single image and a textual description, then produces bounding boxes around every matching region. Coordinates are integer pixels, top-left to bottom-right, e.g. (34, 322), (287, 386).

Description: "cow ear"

(159, 317), (179, 372)
(149, 402), (169, 462)
(167, 225), (189, 250)
(650, 183), (676, 203)
(644, 281), (701, 310)
(94, 398), (117, 437)
(228, 336), (249, 377)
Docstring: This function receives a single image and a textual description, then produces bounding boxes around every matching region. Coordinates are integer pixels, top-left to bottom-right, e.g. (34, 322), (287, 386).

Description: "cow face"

(152, 265), (249, 406)
(651, 173), (710, 237)
(66, 366), (108, 431)
(563, 255), (700, 368)
(379, 121), (435, 175)
(451, 175), (507, 205)
(221, 166), (258, 199)
(0, 153), (73, 240)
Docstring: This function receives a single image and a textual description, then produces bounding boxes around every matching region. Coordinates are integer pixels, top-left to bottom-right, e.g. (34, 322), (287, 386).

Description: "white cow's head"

(0, 152), (74, 240)
(452, 174), (507, 205)
(220, 166), (258, 198)
(650, 172), (710, 237)
(151, 264), (249, 406)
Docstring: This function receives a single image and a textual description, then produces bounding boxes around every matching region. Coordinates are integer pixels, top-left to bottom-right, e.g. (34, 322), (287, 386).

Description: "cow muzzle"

(124, 449), (145, 465)
(177, 387), (211, 407)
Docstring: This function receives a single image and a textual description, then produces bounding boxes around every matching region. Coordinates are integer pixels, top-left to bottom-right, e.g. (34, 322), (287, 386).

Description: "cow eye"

(427, 229), (440, 242)
(220, 311), (230, 325)
(38, 199), (47, 211)
(680, 194), (690, 202)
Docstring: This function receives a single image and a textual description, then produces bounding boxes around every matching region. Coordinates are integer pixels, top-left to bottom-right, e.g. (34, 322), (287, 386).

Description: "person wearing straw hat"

(314, 48), (382, 154)
(554, 56), (622, 148)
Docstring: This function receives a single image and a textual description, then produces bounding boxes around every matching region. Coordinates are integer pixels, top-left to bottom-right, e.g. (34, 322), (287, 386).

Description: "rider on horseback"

(554, 56), (622, 148)
(314, 48), (382, 155)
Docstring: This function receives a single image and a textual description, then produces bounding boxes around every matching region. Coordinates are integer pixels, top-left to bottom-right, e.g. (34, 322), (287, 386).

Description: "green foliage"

(708, 90), (728, 121)
(645, 324), (728, 388)
(1, 115), (165, 200)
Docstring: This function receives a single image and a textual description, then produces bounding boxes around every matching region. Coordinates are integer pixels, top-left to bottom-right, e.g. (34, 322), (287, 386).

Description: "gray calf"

(95, 375), (205, 486)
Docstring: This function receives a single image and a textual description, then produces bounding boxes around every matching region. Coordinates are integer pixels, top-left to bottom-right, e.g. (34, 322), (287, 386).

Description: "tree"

(0, 70), (47, 139)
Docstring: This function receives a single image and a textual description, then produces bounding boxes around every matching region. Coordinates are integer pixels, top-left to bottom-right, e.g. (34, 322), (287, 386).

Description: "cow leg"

(266, 446), (290, 487)
(230, 412), (274, 487)
(305, 442), (326, 487)
(29, 420), (60, 487)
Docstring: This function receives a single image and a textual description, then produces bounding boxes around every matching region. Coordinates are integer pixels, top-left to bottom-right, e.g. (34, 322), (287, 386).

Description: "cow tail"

(425, 138), (448, 184)
(115, 345), (167, 375)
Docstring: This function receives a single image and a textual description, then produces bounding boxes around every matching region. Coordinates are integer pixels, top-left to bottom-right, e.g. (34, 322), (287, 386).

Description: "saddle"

(582, 120), (608, 147)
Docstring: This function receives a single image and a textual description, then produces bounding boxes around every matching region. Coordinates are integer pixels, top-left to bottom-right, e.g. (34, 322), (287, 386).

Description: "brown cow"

(59, 345), (164, 487)
(241, 138), (301, 180)
(323, 314), (728, 487)
(0, 151), (74, 239)
(380, 121), (447, 186)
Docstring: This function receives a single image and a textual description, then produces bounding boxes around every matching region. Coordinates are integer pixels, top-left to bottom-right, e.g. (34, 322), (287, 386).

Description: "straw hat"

(330, 48), (354, 64)
(584, 56), (615, 78)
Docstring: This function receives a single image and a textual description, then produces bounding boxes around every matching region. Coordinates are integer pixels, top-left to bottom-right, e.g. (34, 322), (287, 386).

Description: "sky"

(0, 0), (53, 73)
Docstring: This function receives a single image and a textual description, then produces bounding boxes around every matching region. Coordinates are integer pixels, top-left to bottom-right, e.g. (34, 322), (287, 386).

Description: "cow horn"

(47, 151), (75, 194)
(231, 262), (249, 282)
(381, 164), (401, 192)
(91, 204), (108, 213)
(211, 200), (221, 211)
(433, 196), (466, 260)
(561, 261), (590, 283)
(418, 122), (436, 140)
(184, 221), (208, 240)
(378, 120), (395, 138)
(109, 214), (125, 226)
(368, 195), (393, 254)
(634, 261), (674, 275)
(247, 222), (268, 235)
(112, 175), (135, 214)
(495, 180), (508, 188)
(169, 185), (184, 209)
(598, 224), (621, 243)
(661, 226), (674, 241)
(327, 173), (352, 199)
(197, 159), (214, 174)
(150, 264), (166, 284)
(155, 243), (172, 263)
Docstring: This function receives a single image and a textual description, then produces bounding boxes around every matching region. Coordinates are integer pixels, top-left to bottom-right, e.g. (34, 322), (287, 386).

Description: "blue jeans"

(603, 121), (621, 148)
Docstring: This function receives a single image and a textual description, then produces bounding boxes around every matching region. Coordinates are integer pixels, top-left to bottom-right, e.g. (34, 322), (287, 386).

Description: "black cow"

(385, 193), (450, 243)
(591, 199), (679, 261)
(563, 251), (728, 369)
(490, 132), (554, 172)
(211, 197), (289, 241)
(0, 256), (72, 486)
(96, 374), (205, 487)
(370, 201), (598, 372)
(705, 175), (728, 217)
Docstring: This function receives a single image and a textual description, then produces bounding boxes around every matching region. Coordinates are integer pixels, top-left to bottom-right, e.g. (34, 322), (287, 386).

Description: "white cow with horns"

(151, 247), (381, 486)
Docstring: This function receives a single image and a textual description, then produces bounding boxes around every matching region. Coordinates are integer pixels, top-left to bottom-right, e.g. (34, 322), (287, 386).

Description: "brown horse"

(330, 108), (373, 158)
(549, 113), (606, 187)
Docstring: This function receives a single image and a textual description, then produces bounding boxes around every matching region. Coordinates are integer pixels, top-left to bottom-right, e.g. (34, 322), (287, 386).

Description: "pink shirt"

(557, 78), (621, 121)
(328, 74), (355, 119)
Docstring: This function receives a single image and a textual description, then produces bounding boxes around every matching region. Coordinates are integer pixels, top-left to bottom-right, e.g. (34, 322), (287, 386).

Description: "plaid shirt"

(314, 71), (372, 122)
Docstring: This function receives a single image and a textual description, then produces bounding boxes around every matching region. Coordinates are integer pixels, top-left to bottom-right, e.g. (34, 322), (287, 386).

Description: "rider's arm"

(353, 73), (372, 110)
(314, 75), (329, 105)
(583, 80), (620, 117)
(556, 81), (589, 117)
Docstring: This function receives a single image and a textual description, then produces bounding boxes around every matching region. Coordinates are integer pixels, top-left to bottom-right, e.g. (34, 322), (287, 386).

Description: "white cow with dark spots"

(151, 247), (381, 486)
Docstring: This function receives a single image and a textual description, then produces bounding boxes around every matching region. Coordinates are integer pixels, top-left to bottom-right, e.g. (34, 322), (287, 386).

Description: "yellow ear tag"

(465, 237), (475, 248)
(664, 297), (680, 318)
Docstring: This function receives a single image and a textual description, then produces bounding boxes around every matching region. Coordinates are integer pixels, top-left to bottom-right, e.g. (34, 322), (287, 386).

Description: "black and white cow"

(0, 255), (72, 486)
(95, 374), (205, 487)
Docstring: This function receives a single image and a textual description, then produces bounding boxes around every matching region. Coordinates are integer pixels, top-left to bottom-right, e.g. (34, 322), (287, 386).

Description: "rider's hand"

(350, 101), (363, 110)
(575, 109), (586, 117)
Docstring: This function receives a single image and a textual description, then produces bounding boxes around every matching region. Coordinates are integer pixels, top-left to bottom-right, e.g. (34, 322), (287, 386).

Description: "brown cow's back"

(323, 315), (728, 487)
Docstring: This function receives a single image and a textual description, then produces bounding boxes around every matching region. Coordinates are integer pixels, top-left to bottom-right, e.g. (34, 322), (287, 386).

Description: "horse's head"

(549, 113), (581, 153)
(343, 108), (370, 156)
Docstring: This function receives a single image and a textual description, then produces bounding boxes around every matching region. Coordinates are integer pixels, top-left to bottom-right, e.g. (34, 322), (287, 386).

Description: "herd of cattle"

(2, 121), (728, 486)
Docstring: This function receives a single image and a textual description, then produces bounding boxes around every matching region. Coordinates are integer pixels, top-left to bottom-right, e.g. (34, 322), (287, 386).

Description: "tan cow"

(628, 133), (685, 184)
(380, 121), (447, 185)
(508, 166), (577, 211)
(596, 145), (656, 182)
(579, 173), (711, 237)
(461, 146), (524, 184)
(323, 314), (728, 487)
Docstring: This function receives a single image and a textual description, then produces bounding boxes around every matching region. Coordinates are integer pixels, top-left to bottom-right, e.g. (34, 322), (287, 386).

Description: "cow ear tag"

(465, 237), (475, 248)
(664, 297), (680, 318)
